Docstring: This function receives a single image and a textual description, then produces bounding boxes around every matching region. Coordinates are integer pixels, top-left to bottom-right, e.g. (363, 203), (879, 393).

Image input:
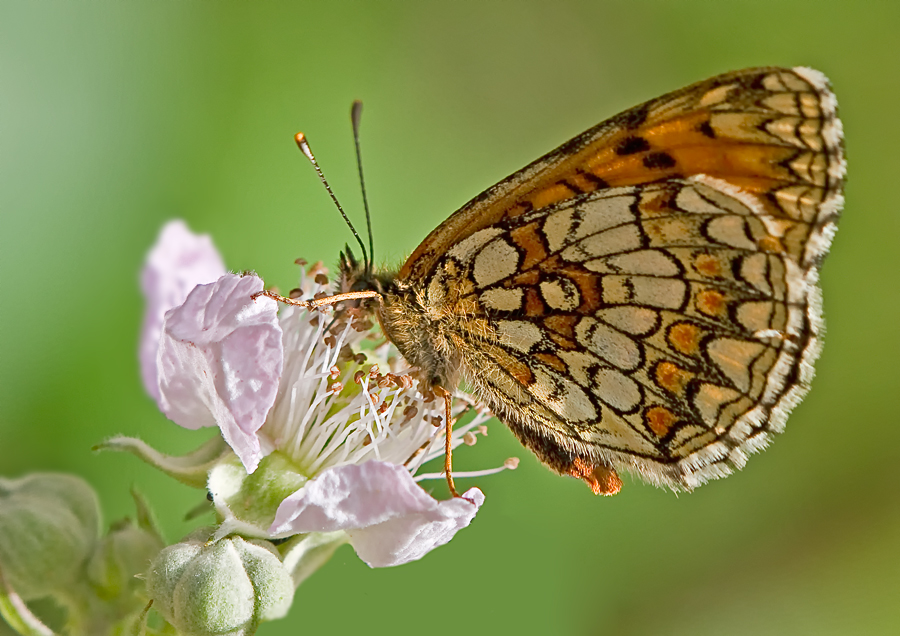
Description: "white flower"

(270, 462), (484, 568)
(123, 220), (514, 570)
(155, 273), (283, 472)
(140, 220), (226, 402)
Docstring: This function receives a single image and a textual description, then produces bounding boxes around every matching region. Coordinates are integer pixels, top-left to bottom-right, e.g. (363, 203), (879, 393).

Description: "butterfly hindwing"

(427, 173), (834, 490)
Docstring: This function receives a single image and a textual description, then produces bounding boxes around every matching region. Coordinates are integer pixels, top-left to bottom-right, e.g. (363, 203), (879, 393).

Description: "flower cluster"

(0, 220), (516, 636)
(114, 221), (514, 633)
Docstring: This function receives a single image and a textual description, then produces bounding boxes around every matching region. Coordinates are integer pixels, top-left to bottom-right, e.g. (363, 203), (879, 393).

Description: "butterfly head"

(337, 244), (396, 298)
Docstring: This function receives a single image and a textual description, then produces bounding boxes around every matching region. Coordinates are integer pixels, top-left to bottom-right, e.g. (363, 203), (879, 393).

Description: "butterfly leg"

(432, 385), (460, 498)
(252, 289), (313, 307)
(252, 288), (382, 309)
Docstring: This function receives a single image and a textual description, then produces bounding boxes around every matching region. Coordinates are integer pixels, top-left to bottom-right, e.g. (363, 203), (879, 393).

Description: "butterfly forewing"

(381, 66), (843, 492)
(401, 67), (843, 280)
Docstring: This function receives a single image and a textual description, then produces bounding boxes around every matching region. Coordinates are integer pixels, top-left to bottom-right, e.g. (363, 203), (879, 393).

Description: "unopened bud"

(0, 473), (101, 599)
(86, 506), (165, 603)
(147, 529), (293, 636)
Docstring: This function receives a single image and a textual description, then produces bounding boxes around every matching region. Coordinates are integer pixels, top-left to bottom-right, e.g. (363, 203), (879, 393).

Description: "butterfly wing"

(429, 175), (837, 490)
(398, 66), (844, 492)
(401, 67), (844, 281)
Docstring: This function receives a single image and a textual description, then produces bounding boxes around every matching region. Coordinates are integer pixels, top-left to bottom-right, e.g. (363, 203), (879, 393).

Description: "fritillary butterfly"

(274, 67), (845, 496)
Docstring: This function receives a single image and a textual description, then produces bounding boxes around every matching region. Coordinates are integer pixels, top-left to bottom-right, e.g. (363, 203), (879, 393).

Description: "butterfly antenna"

(294, 132), (369, 268)
(351, 100), (374, 273)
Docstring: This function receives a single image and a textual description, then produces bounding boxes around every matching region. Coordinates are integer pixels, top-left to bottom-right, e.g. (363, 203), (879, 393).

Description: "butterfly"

(266, 66), (845, 496)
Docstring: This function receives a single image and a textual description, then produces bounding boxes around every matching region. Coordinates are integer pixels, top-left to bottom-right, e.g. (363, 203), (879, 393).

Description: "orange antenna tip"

(294, 132), (315, 163)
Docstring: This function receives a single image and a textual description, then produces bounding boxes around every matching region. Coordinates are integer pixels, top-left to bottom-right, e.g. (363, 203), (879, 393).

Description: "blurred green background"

(2, 1), (899, 634)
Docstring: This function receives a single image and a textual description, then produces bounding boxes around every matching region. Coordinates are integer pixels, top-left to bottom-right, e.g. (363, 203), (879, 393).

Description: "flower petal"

(157, 274), (282, 472)
(269, 461), (483, 567)
(140, 221), (227, 400)
(348, 487), (483, 568)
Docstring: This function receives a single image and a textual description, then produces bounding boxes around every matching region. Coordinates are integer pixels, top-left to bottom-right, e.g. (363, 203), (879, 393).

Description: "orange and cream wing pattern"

(410, 67), (844, 491)
(402, 67), (843, 282)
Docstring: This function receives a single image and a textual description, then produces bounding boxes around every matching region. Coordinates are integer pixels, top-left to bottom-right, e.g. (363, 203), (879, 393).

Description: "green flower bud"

(86, 517), (165, 604)
(208, 451), (307, 537)
(147, 530), (293, 636)
(86, 489), (165, 608)
(0, 473), (101, 599)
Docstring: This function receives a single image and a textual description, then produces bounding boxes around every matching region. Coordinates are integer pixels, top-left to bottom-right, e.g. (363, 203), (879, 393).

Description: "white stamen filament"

(414, 462), (519, 482)
(259, 267), (501, 483)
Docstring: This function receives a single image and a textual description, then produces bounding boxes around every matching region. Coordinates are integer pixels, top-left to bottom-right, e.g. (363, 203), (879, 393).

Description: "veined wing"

(401, 66), (844, 289)
(430, 174), (838, 490)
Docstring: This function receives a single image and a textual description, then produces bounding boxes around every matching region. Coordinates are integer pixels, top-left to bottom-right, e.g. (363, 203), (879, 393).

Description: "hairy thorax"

(339, 246), (498, 391)
(377, 280), (469, 389)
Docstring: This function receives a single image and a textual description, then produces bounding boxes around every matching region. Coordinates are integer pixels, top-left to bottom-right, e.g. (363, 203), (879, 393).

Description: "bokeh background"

(2, 1), (899, 634)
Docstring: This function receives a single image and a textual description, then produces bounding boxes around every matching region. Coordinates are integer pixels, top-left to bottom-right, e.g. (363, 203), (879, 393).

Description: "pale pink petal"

(269, 462), (483, 567)
(140, 221), (227, 400)
(348, 487), (483, 568)
(157, 274), (282, 473)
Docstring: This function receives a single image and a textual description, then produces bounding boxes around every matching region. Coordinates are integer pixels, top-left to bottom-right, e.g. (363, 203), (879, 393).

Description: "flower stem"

(0, 568), (54, 636)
